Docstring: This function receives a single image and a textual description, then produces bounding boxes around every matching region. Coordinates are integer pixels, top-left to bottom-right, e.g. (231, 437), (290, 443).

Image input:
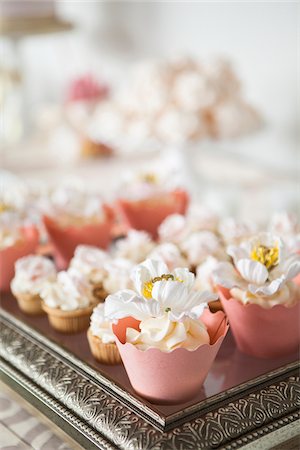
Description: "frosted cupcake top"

(269, 211), (300, 253)
(214, 232), (300, 308)
(118, 168), (182, 200)
(218, 217), (257, 245)
(105, 259), (217, 352)
(180, 231), (225, 267)
(149, 243), (188, 272)
(90, 303), (115, 344)
(103, 258), (134, 294)
(41, 268), (93, 311)
(70, 245), (110, 284)
(126, 315), (209, 352)
(112, 230), (155, 263)
(11, 255), (56, 295)
(0, 213), (23, 250)
(43, 185), (105, 227)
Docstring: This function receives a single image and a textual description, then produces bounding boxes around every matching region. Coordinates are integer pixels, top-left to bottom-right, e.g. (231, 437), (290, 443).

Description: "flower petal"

(248, 274), (286, 297)
(236, 259), (268, 285)
(173, 267), (195, 289)
(227, 245), (248, 263)
(131, 258), (169, 296)
(213, 262), (245, 289)
(104, 289), (160, 321)
(282, 254), (300, 280)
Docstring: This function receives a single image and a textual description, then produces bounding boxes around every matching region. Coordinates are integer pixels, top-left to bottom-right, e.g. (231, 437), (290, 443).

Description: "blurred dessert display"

(90, 57), (262, 152)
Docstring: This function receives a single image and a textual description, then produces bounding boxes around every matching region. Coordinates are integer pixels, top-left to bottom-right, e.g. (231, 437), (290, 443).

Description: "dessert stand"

(0, 292), (299, 449)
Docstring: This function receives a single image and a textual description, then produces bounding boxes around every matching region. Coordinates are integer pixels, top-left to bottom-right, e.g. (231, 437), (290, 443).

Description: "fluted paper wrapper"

(15, 292), (44, 315)
(113, 310), (228, 404)
(43, 205), (114, 269)
(116, 189), (189, 238)
(42, 302), (97, 334)
(219, 288), (300, 359)
(0, 226), (39, 292)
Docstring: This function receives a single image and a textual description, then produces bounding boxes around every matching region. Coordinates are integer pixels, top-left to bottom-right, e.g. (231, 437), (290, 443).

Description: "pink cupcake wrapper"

(113, 310), (229, 404)
(219, 288), (300, 359)
(0, 226), (39, 292)
(116, 189), (189, 238)
(43, 205), (115, 269)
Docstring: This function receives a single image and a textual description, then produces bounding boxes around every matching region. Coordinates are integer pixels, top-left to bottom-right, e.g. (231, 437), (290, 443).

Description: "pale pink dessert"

(214, 232), (300, 358)
(42, 186), (114, 269)
(105, 259), (228, 403)
(116, 170), (189, 238)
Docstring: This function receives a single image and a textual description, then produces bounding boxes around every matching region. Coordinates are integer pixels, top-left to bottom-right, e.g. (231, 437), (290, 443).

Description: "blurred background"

(0, 1), (299, 220)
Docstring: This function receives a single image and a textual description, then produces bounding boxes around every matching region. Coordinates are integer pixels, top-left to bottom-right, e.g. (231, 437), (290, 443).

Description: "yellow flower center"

(250, 244), (279, 270)
(141, 173), (157, 184)
(0, 202), (13, 213)
(142, 273), (180, 299)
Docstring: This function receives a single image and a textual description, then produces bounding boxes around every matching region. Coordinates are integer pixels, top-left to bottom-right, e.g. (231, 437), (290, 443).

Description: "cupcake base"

(42, 302), (97, 333)
(87, 328), (121, 365)
(15, 292), (45, 315)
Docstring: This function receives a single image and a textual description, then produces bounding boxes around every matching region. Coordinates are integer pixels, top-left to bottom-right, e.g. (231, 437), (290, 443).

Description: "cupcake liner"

(112, 311), (228, 404)
(43, 204), (115, 269)
(0, 226), (39, 292)
(293, 273), (300, 287)
(219, 289), (300, 359)
(42, 302), (97, 333)
(15, 292), (45, 315)
(116, 189), (189, 238)
(87, 328), (121, 365)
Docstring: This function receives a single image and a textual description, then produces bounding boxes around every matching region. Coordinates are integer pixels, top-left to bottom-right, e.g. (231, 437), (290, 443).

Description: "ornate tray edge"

(0, 309), (299, 449)
(1, 306), (298, 430)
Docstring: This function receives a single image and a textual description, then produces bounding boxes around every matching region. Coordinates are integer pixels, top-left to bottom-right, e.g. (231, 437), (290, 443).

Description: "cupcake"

(70, 245), (110, 302)
(195, 256), (223, 313)
(87, 303), (121, 365)
(214, 232), (300, 358)
(103, 258), (134, 295)
(149, 242), (188, 271)
(112, 230), (155, 264)
(116, 169), (189, 238)
(180, 231), (225, 272)
(105, 259), (228, 404)
(218, 217), (257, 246)
(11, 255), (56, 315)
(0, 215), (39, 291)
(41, 268), (97, 333)
(42, 185), (114, 269)
(0, 172), (39, 291)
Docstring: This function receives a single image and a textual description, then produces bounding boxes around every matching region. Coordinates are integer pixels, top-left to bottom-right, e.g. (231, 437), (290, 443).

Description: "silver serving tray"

(0, 293), (299, 449)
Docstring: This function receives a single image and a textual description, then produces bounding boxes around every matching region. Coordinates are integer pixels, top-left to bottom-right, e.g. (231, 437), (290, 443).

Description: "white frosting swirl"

(0, 212), (24, 250)
(40, 268), (93, 311)
(70, 245), (110, 283)
(180, 231), (224, 266)
(126, 315), (210, 352)
(90, 303), (115, 344)
(11, 255), (56, 295)
(230, 282), (300, 309)
(218, 217), (257, 245)
(149, 243), (188, 271)
(103, 258), (134, 294)
(195, 256), (220, 293)
(113, 230), (155, 263)
(158, 214), (188, 244)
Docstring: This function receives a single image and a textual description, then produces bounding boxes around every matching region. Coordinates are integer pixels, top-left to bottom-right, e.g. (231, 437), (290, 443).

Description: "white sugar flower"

(269, 211), (300, 253)
(105, 259), (217, 323)
(214, 232), (300, 305)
